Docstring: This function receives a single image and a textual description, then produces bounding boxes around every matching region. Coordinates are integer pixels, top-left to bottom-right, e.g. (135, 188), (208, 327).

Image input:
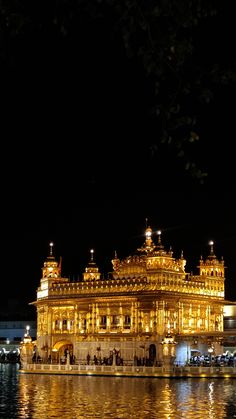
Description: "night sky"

(0, 1), (236, 318)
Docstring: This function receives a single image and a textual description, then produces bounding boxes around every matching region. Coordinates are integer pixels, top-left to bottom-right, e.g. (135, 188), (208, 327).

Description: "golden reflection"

(208, 382), (215, 419)
(176, 379), (227, 419)
(160, 383), (175, 418)
(16, 375), (232, 418)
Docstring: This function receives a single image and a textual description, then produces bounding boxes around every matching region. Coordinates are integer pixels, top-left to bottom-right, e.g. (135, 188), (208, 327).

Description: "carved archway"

(52, 340), (73, 363)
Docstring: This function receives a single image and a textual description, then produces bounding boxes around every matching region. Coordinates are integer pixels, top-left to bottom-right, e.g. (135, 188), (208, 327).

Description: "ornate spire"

(49, 242), (54, 256)
(46, 242), (55, 261)
(156, 230), (164, 250)
(208, 240), (216, 259)
(111, 250), (120, 271)
(198, 240), (225, 278)
(42, 242), (61, 279)
(87, 249), (96, 268)
(137, 225), (164, 254)
(83, 249), (101, 281)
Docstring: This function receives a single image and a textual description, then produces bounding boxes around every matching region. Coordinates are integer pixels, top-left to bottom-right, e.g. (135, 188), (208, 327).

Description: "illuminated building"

(31, 227), (230, 366)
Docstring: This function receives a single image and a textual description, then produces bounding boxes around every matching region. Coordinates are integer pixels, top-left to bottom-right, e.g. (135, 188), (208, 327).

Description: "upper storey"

(35, 226), (226, 301)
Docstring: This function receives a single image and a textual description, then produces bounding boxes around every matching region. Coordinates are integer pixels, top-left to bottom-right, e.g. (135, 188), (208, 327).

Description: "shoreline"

(18, 363), (236, 378)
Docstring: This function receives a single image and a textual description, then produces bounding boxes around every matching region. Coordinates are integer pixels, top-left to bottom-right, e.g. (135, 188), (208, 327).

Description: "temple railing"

(19, 363), (236, 377)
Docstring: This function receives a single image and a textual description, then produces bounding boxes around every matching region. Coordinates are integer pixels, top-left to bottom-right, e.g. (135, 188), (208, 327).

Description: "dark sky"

(0, 2), (236, 317)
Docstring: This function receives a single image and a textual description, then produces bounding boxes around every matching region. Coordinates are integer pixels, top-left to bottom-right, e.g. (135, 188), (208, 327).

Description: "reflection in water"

(1, 364), (236, 418)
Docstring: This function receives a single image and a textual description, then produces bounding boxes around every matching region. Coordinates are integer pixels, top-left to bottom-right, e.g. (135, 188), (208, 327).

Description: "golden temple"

(24, 225), (231, 369)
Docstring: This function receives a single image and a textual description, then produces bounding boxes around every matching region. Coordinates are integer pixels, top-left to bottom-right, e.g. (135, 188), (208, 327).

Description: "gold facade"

(31, 227), (227, 365)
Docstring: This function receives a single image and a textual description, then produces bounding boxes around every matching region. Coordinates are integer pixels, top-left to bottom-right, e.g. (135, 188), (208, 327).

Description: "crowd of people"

(189, 352), (236, 367)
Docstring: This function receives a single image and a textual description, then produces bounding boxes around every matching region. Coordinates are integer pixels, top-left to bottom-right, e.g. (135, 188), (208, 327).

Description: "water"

(1, 364), (236, 418)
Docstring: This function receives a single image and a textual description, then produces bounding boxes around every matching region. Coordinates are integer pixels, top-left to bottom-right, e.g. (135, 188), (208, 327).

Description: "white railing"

(20, 363), (236, 377)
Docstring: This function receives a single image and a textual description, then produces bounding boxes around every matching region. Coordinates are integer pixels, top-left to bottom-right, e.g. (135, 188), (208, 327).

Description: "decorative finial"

(49, 242), (54, 256)
(209, 240), (214, 255)
(90, 249), (94, 262)
(145, 218), (148, 229)
(114, 250), (118, 259)
(157, 230), (162, 244)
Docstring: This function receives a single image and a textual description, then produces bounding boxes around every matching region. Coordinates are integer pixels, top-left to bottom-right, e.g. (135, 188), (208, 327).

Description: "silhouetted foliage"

(1, 0), (235, 184)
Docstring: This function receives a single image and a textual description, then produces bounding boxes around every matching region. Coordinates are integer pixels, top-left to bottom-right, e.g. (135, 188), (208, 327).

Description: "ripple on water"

(1, 366), (236, 418)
